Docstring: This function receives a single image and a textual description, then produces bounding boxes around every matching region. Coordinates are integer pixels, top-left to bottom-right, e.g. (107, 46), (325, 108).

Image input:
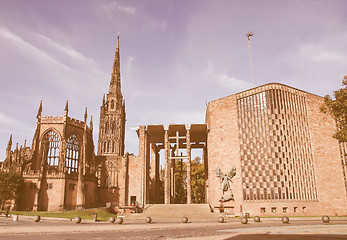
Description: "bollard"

(109, 216), (115, 223)
(218, 217), (224, 223)
(13, 215), (18, 222)
(116, 217), (123, 224)
(182, 217), (188, 223)
(322, 216), (330, 223)
(33, 215), (41, 222)
(145, 217), (152, 223)
(254, 216), (261, 222)
(282, 216), (289, 224)
(241, 217), (248, 224)
(74, 216), (82, 224)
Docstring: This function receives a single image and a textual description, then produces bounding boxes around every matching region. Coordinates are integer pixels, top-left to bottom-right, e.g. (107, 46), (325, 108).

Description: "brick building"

(135, 83), (347, 216)
(205, 83), (347, 216)
(1, 36), (346, 216)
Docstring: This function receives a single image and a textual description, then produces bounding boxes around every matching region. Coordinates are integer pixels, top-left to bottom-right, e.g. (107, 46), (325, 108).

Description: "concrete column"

(164, 129), (170, 204)
(155, 147), (160, 203)
(171, 148), (176, 203)
(186, 127), (192, 204)
(150, 144), (157, 203)
(138, 126), (149, 206)
(203, 144), (208, 203)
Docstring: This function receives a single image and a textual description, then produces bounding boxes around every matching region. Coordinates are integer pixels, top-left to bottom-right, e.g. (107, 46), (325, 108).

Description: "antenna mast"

(246, 31), (255, 86)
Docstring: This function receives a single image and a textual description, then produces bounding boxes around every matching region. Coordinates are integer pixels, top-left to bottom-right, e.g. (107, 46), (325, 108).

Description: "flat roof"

(135, 124), (207, 144)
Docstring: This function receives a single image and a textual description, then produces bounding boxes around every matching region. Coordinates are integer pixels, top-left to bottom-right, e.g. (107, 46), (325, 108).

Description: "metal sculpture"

(216, 166), (236, 202)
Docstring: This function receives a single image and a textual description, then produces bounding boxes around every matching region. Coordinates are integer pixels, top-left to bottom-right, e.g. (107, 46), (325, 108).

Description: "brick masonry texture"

(205, 83), (347, 216)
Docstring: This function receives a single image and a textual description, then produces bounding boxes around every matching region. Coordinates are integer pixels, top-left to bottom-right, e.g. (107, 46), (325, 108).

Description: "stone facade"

(1, 103), (96, 211)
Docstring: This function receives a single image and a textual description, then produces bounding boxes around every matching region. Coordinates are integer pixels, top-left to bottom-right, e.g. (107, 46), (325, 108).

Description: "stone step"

(126, 204), (219, 219)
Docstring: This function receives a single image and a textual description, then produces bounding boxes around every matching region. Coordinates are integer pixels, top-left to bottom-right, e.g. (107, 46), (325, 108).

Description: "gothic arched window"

(111, 100), (114, 109)
(105, 122), (109, 134)
(66, 135), (79, 174)
(42, 130), (60, 167)
(108, 141), (112, 153)
(106, 160), (117, 188)
(104, 141), (107, 153)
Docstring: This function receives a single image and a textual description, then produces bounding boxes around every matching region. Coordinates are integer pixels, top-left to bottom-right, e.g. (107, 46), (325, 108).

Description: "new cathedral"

(1, 36), (347, 217)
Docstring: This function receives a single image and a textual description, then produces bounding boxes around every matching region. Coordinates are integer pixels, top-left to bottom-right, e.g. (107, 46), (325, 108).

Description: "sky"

(0, 0), (346, 161)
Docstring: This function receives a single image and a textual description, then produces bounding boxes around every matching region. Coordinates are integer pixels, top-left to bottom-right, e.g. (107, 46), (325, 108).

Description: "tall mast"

(246, 31), (255, 86)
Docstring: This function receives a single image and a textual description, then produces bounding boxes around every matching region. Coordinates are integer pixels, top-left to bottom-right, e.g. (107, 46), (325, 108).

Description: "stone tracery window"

(111, 100), (114, 109)
(108, 141), (112, 152)
(66, 135), (79, 174)
(106, 160), (118, 188)
(42, 130), (60, 167)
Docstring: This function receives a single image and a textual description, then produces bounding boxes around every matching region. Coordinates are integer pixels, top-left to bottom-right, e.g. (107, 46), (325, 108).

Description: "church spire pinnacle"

(84, 107), (88, 123)
(64, 100), (69, 116)
(36, 100), (42, 118)
(109, 33), (121, 95)
(7, 134), (12, 150)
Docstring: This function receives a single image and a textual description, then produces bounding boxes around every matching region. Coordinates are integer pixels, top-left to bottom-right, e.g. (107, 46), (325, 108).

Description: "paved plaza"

(1, 215), (347, 239)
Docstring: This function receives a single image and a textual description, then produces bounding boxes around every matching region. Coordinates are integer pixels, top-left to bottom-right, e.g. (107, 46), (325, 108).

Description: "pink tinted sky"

(0, 0), (346, 160)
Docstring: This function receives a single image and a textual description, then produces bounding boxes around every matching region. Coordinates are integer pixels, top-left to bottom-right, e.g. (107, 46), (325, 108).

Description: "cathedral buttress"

(98, 34), (126, 156)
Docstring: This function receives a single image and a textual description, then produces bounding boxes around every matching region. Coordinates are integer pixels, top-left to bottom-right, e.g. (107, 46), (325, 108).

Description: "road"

(1, 216), (347, 240)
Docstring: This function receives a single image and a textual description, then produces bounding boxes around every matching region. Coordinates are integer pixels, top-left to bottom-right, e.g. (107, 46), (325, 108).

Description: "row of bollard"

(11, 214), (331, 224)
(237, 215), (331, 224)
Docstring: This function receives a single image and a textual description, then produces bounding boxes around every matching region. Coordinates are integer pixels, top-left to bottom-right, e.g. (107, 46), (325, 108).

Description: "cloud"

(202, 61), (253, 92)
(36, 33), (98, 68)
(143, 18), (167, 32)
(0, 112), (32, 136)
(118, 5), (136, 15)
(101, 1), (136, 16)
(97, 1), (166, 33)
(297, 43), (346, 63)
(0, 26), (106, 100)
(0, 26), (68, 70)
(216, 72), (252, 90)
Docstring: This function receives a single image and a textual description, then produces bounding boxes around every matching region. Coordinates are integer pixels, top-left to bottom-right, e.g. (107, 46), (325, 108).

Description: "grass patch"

(8, 208), (116, 221)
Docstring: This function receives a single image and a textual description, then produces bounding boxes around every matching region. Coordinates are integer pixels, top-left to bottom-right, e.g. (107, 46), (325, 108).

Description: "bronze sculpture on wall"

(216, 166), (236, 202)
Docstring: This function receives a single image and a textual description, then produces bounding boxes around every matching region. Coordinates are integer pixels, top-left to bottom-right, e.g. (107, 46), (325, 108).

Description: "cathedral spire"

(109, 33), (121, 95)
(36, 100), (42, 118)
